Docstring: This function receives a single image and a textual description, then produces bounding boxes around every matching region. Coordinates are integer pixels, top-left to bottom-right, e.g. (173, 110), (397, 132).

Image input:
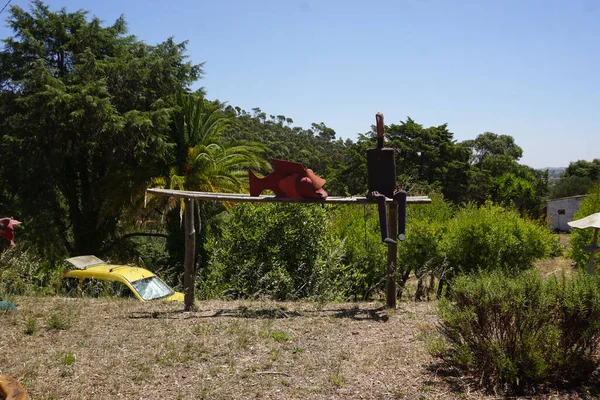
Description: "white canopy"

(568, 212), (600, 230)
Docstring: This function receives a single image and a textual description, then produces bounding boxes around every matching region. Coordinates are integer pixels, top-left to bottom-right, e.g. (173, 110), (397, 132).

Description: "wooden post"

(184, 198), (196, 311)
(587, 228), (599, 275)
(386, 202), (398, 308)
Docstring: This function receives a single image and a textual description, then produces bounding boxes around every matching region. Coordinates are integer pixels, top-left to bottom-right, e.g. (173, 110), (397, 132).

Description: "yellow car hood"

(164, 291), (185, 302)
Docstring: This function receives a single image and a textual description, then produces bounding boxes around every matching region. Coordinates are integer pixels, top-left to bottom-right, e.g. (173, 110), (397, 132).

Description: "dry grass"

(1, 297), (450, 400)
(535, 233), (577, 279)
(1, 293), (592, 400)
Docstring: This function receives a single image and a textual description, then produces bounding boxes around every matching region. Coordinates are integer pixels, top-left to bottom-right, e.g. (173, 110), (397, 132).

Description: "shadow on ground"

(129, 305), (391, 322)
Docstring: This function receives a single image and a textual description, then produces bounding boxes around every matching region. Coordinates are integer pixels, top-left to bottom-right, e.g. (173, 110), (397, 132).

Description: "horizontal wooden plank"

(146, 189), (432, 205)
(581, 245), (600, 253)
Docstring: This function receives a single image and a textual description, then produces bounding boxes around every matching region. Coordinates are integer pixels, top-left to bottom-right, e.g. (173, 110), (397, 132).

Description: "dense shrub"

(0, 246), (58, 297)
(397, 195), (453, 298)
(201, 203), (329, 300)
(443, 202), (556, 279)
(201, 202), (390, 301)
(438, 270), (600, 394)
(569, 183), (600, 271)
(396, 200), (556, 298)
(326, 204), (387, 300)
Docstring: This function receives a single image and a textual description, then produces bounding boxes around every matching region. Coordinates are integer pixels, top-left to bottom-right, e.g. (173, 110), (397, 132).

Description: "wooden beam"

(184, 198), (196, 311)
(146, 189), (431, 205)
(386, 202), (398, 309)
(147, 188), (431, 310)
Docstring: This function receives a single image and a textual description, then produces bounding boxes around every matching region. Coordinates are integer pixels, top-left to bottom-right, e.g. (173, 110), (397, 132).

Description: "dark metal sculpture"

(367, 113), (407, 244)
(249, 159), (328, 199)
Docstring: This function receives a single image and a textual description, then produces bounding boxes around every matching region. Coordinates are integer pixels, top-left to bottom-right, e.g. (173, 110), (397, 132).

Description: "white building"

(546, 195), (586, 231)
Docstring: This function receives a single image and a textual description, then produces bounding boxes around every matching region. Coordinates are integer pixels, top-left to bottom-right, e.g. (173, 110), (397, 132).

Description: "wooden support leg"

(386, 202), (398, 309)
(588, 229), (599, 275)
(184, 199), (196, 311)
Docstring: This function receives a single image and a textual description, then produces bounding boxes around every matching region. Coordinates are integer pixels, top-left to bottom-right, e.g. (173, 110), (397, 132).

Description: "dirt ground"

(0, 291), (592, 399)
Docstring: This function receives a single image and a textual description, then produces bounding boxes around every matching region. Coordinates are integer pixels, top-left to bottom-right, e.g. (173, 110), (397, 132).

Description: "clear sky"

(2, 0), (599, 168)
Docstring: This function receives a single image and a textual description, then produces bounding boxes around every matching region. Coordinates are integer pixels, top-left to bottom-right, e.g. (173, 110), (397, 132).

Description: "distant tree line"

(549, 159), (600, 199)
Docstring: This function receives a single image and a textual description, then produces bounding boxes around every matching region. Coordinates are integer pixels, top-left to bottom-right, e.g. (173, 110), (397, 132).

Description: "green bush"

(438, 270), (600, 394)
(0, 246), (58, 297)
(201, 202), (391, 301)
(397, 194), (453, 298)
(443, 202), (556, 279)
(569, 183), (600, 271)
(202, 203), (329, 300)
(326, 204), (387, 300)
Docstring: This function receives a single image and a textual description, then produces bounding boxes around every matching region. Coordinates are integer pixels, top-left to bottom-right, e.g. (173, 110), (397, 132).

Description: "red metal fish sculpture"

(249, 159), (328, 199)
(0, 217), (21, 246)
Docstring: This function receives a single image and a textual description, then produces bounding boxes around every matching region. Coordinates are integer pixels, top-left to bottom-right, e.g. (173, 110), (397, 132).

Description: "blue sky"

(1, 0), (599, 168)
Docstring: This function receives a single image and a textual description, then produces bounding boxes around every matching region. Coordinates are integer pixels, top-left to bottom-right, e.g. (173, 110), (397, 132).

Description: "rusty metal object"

(249, 159), (327, 199)
(0, 217), (21, 246)
(366, 113), (407, 244)
(367, 113), (396, 198)
(0, 375), (27, 400)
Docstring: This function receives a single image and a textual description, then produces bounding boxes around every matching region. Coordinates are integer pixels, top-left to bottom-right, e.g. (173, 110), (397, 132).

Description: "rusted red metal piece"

(0, 217), (21, 246)
(249, 159), (327, 199)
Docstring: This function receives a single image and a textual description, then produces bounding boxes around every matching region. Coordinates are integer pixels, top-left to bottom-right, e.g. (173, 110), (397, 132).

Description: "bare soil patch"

(535, 233), (577, 279)
(0, 293), (593, 399)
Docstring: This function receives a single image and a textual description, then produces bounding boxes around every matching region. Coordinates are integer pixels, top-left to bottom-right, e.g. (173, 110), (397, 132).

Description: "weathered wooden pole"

(587, 228), (599, 275)
(386, 202), (398, 308)
(184, 198), (196, 311)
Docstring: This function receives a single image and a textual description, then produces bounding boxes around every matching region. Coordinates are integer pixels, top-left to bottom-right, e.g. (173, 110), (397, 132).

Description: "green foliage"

(461, 133), (548, 218)
(397, 200), (555, 297)
(202, 202), (389, 301)
(492, 173), (536, 213)
(0, 245), (58, 297)
(325, 205), (387, 300)
(562, 159), (600, 182)
(61, 353), (77, 366)
(264, 330), (291, 342)
(462, 132), (523, 166)
(154, 94), (268, 199)
(24, 318), (37, 335)
(438, 270), (600, 394)
(48, 313), (71, 330)
(397, 195), (453, 296)
(203, 203), (328, 300)
(149, 93), (268, 281)
(550, 176), (594, 199)
(443, 203), (555, 279)
(384, 118), (471, 203)
(0, 1), (201, 256)
(569, 183), (600, 271)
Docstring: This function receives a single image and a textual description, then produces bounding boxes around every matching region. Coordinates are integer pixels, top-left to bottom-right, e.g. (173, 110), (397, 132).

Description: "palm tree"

(153, 92), (268, 216)
(151, 92), (268, 280)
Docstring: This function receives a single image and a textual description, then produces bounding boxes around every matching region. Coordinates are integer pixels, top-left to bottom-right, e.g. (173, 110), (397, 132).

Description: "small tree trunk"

(386, 202), (398, 308)
(397, 268), (412, 300)
(184, 199), (196, 311)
